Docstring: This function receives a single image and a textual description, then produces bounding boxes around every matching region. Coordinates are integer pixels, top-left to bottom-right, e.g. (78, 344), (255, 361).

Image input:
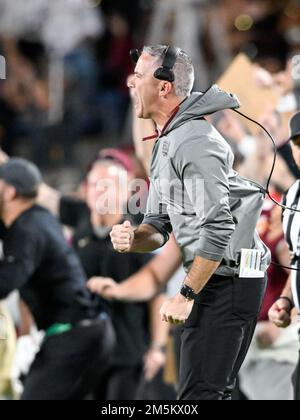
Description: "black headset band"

(129, 46), (180, 73)
(161, 46), (180, 70)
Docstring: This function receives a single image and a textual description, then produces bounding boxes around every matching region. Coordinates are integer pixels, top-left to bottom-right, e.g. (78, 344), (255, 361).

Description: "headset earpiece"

(154, 46), (180, 83)
(154, 67), (175, 83)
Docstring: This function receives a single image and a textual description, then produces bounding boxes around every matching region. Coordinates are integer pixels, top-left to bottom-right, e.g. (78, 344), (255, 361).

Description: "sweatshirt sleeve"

(142, 178), (173, 245)
(173, 133), (236, 262)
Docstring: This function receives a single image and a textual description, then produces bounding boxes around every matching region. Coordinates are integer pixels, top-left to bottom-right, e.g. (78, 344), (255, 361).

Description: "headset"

(130, 46), (300, 271)
(130, 46), (180, 83)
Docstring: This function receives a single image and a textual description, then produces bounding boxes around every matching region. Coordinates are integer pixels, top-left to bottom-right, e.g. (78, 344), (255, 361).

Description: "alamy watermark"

(93, 174), (205, 217)
(292, 55), (300, 81)
(0, 55), (6, 80)
(0, 314), (7, 340)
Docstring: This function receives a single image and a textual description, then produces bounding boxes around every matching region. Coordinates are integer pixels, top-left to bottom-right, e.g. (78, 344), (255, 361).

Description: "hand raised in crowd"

(216, 110), (248, 144)
(143, 346), (167, 382)
(253, 62), (294, 96)
(253, 64), (274, 89)
(268, 299), (292, 329)
(87, 277), (120, 300)
(110, 221), (135, 253)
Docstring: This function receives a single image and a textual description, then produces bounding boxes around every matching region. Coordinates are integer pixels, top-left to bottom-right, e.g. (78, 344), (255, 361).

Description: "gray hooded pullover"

(142, 85), (271, 277)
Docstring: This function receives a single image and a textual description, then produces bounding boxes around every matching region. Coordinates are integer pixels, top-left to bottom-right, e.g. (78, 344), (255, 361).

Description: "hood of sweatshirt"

(164, 84), (240, 135)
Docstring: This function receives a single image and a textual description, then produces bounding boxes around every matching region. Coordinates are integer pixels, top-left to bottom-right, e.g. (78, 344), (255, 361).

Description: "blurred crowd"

(0, 0), (299, 168)
(1, 0), (300, 400)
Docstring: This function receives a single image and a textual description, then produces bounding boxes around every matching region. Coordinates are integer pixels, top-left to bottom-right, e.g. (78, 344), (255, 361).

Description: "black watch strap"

(180, 284), (197, 301)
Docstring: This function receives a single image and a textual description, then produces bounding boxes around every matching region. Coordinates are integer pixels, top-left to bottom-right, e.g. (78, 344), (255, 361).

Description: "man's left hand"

(160, 293), (194, 325)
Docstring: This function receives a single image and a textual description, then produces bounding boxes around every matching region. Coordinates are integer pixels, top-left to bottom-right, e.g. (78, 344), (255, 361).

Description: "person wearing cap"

(269, 111), (300, 400)
(0, 158), (114, 400)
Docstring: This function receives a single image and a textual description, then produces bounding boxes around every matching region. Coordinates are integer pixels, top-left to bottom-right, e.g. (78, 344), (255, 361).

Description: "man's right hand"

(110, 221), (135, 253)
(268, 298), (292, 329)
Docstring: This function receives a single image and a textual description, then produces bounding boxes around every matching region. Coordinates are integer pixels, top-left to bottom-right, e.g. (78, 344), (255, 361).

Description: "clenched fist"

(110, 220), (135, 253)
(268, 298), (292, 329)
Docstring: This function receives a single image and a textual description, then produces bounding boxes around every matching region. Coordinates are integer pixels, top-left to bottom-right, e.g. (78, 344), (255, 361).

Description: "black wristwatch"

(180, 284), (197, 301)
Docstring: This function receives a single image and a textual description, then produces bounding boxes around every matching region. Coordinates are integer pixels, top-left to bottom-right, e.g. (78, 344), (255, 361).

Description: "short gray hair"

(143, 45), (194, 97)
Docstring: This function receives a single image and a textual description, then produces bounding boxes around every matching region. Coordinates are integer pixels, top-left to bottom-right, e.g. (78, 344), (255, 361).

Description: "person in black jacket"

(0, 158), (114, 400)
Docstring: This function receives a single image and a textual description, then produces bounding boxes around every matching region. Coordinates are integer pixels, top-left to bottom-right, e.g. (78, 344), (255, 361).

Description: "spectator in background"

(0, 158), (114, 400)
(96, 11), (134, 136)
(65, 153), (171, 400)
(0, 38), (50, 163)
(100, 0), (143, 32)
(230, 108), (296, 193)
(37, 148), (171, 400)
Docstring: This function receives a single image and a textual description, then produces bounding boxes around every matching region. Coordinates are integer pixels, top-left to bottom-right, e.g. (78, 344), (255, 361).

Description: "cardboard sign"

(218, 54), (279, 134)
